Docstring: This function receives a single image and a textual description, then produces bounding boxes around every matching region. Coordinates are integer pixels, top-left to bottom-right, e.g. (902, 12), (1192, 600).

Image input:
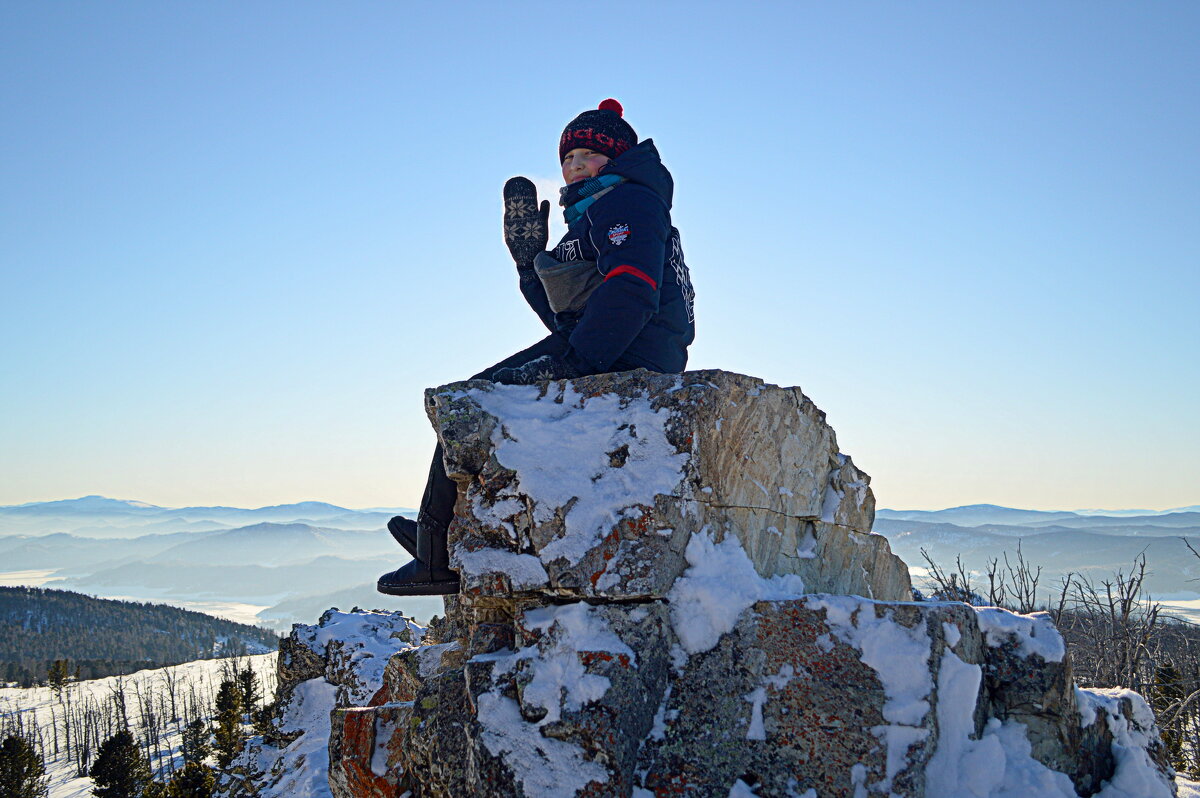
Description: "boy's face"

(562, 148), (611, 185)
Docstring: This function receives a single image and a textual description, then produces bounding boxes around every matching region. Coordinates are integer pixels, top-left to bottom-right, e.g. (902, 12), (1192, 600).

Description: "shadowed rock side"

(309, 370), (1175, 797)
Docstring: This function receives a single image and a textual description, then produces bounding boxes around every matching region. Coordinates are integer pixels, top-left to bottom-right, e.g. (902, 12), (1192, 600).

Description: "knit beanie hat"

(559, 99), (638, 162)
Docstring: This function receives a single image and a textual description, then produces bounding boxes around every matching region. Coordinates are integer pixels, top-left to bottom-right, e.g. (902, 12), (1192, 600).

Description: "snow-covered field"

(101, 593), (273, 627)
(1157, 594), (1200, 626)
(0, 569), (59, 587)
(0, 653), (277, 798)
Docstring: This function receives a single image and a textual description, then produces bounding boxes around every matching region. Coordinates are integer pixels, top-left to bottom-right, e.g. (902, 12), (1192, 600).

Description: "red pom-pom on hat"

(598, 98), (623, 117)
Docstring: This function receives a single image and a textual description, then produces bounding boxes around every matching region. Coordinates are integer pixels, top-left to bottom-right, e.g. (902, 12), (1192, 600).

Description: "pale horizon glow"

(2, 3), (1197, 513)
(1, 493), (1197, 516)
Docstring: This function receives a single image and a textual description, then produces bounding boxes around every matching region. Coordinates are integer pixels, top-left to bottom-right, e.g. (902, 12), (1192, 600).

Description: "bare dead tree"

(160, 666), (181, 725)
(1003, 542), (1041, 614)
(920, 548), (983, 604)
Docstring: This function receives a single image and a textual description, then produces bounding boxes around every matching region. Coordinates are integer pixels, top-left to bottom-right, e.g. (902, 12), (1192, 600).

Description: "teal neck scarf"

(560, 174), (625, 226)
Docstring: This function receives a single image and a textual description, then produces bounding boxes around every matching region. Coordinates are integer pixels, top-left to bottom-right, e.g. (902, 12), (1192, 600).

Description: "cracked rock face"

(427, 369), (911, 602)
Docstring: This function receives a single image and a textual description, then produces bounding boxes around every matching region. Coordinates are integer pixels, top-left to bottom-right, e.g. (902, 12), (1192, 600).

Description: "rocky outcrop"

(319, 370), (1174, 797)
(433, 369), (909, 603)
(223, 609), (423, 797)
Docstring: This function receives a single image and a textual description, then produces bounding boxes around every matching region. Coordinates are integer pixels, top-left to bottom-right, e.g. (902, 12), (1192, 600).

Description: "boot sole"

(376, 576), (460, 596)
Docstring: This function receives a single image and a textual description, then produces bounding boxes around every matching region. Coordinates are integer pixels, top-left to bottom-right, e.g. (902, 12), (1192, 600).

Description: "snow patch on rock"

(477, 692), (609, 798)
(260, 677), (340, 797)
(468, 383), (689, 566)
(454, 546), (550, 589)
(1080, 688), (1178, 798)
(974, 607), (1065, 662)
(667, 529), (805, 654)
(516, 603), (635, 725)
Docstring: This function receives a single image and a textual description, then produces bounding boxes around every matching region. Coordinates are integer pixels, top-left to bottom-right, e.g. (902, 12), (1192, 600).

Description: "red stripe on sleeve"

(605, 264), (658, 291)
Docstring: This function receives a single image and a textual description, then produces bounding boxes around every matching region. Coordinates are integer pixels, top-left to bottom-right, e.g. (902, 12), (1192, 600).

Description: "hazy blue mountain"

(874, 504), (1081, 527)
(51, 554), (398, 600)
(875, 505), (1200, 598)
(161, 500), (353, 523)
(146, 522), (394, 567)
(876, 504), (1200, 531)
(1075, 505), (1200, 516)
(16, 494), (1198, 634)
(0, 495), (163, 514)
(879, 523), (1200, 598)
(0, 495), (416, 537)
(66, 517), (235, 538)
(871, 518), (1049, 540)
(0, 498), (419, 631)
(1020, 511), (1200, 530)
(0, 530), (223, 572)
(299, 510), (403, 531)
(874, 517), (1200, 540)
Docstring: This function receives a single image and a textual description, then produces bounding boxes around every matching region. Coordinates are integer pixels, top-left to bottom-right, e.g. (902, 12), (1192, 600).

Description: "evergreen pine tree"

(140, 781), (167, 798)
(1149, 661), (1187, 769)
(212, 680), (245, 769)
(0, 734), (49, 798)
(89, 729), (151, 798)
(166, 762), (215, 798)
(181, 719), (212, 764)
(251, 702), (276, 741)
(236, 668), (259, 713)
(47, 659), (70, 697)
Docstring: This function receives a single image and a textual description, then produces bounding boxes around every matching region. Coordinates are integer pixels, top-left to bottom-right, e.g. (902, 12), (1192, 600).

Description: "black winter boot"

(377, 519), (460, 596)
(387, 515), (418, 558)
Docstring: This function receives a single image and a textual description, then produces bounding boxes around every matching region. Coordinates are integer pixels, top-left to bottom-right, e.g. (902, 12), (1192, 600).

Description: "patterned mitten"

(503, 177), (550, 273)
(492, 354), (582, 385)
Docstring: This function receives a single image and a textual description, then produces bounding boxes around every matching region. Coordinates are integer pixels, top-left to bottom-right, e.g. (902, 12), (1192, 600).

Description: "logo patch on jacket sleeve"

(607, 223), (631, 246)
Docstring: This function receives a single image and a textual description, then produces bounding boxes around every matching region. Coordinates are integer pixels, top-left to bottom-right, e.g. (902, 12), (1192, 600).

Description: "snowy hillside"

(0, 653), (277, 798)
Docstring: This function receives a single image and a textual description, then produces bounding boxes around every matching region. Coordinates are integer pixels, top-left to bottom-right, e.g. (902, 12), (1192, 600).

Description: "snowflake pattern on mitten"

(503, 177), (549, 271)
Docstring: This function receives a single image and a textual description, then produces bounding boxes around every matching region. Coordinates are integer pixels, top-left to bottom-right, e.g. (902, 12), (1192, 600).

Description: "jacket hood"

(604, 139), (673, 209)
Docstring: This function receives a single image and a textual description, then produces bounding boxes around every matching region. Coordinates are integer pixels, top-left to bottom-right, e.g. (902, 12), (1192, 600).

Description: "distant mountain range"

(0, 496), (421, 631)
(876, 503), (1200, 528)
(872, 503), (1200, 615)
(6, 496), (1199, 630)
(0, 495), (414, 537)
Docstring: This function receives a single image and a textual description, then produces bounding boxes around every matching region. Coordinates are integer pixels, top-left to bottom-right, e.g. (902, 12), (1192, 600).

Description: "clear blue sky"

(2, 2), (1197, 512)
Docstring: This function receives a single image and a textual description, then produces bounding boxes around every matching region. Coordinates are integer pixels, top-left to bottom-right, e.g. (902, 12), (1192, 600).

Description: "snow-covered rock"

(316, 370), (1174, 796)
(325, 594), (1175, 797)
(228, 608), (422, 798)
(430, 369), (910, 603)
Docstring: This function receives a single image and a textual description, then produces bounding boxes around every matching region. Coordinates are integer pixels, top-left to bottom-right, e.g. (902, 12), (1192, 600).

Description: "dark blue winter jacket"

(520, 140), (696, 374)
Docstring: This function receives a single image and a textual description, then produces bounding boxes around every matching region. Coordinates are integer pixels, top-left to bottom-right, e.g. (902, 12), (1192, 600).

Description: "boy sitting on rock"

(378, 99), (696, 596)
